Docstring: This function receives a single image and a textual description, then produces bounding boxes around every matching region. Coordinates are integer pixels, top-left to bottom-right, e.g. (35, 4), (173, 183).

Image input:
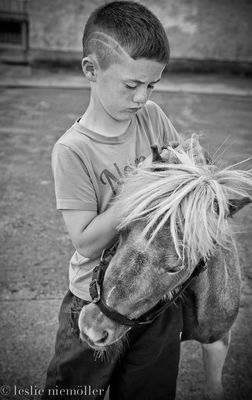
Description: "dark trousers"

(43, 290), (183, 400)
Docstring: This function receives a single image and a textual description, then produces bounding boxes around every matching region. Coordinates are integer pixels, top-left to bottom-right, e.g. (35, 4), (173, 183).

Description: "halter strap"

(89, 242), (207, 327)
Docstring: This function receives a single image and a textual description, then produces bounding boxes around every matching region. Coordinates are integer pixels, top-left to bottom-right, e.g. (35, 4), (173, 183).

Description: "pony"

(78, 137), (252, 399)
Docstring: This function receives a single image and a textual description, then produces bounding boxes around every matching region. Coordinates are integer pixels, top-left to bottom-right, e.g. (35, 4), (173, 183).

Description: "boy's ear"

(82, 56), (98, 82)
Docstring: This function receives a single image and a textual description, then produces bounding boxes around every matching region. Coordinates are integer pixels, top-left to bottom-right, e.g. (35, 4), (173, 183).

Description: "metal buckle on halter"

(90, 280), (101, 303)
(100, 248), (108, 263)
(89, 241), (119, 305)
(89, 265), (102, 303)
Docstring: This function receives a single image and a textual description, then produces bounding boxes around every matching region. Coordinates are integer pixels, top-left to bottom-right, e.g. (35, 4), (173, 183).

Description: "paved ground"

(0, 66), (251, 400)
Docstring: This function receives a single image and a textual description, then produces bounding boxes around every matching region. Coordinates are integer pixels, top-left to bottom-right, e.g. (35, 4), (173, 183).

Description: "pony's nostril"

(96, 330), (109, 344)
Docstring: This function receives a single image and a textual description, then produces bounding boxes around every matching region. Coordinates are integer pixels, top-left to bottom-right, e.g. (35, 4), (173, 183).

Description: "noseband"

(89, 241), (207, 327)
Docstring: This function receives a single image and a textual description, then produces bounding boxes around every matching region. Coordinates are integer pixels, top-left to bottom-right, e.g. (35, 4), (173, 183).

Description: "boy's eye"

(125, 84), (155, 90)
(125, 84), (138, 90)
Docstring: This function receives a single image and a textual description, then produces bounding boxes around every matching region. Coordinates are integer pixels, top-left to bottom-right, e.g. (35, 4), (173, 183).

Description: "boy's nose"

(133, 88), (148, 104)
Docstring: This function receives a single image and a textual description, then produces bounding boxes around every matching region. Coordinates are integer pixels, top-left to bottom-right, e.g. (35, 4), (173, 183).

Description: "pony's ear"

(228, 197), (252, 217)
(150, 145), (165, 163)
(151, 144), (181, 166)
(163, 141), (180, 149)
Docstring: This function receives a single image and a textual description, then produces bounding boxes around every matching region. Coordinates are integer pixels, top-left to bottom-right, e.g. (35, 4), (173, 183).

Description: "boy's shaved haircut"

(82, 1), (170, 69)
(86, 32), (129, 69)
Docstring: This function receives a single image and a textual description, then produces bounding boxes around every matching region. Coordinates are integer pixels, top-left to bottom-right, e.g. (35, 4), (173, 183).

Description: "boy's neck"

(79, 102), (132, 138)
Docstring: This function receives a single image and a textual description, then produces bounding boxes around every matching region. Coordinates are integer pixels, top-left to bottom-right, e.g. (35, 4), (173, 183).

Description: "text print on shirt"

(100, 155), (146, 195)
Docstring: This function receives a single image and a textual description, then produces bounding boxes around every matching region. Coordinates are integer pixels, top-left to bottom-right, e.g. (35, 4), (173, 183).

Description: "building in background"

(0, 0), (29, 63)
(0, 0), (252, 73)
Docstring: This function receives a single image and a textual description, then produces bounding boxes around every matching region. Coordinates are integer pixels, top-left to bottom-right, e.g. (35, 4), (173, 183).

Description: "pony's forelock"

(116, 145), (252, 266)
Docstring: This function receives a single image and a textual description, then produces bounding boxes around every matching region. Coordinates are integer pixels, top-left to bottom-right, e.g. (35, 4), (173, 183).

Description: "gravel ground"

(0, 84), (251, 400)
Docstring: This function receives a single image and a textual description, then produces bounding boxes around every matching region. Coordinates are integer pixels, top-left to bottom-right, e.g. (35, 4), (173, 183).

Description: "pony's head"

(79, 137), (252, 351)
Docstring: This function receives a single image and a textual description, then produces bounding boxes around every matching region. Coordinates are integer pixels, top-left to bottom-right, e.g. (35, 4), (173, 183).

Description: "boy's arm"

(53, 143), (121, 259)
(62, 206), (120, 260)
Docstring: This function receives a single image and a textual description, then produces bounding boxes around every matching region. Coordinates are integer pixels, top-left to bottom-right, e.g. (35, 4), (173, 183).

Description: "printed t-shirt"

(52, 100), (180, 300)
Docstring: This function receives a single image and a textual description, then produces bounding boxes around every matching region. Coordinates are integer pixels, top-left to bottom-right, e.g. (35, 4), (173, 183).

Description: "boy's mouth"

(127, 107), (141, 112)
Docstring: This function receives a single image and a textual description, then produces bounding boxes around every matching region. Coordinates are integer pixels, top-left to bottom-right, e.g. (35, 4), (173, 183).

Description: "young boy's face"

(92, 51), (165, 122)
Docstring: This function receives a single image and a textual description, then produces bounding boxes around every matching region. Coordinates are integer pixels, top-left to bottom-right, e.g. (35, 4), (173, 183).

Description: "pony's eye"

(169, 264), (183, 274)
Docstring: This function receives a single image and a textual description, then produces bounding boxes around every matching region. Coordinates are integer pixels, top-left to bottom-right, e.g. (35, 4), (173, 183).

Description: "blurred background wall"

(0, 0), (252, 73)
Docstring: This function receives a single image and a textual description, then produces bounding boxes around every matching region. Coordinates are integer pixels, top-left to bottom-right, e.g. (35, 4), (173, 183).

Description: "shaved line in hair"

(85, 31), (132, 68)
(87, 32), (129, 57)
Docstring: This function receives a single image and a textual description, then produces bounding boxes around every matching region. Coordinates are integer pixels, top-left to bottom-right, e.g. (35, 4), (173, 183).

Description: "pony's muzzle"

(78, 302), (116, 347)
(80, 328), (109, 348)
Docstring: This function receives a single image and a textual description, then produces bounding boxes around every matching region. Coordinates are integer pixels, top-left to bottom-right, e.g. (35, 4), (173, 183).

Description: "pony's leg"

(201, 331), (230, 400)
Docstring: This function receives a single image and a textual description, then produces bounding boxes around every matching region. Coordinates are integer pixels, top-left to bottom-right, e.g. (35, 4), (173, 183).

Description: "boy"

(43, 2), (182, 399)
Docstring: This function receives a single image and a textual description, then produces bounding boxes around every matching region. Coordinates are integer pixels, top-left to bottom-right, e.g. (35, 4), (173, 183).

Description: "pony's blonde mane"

(116, 142), (252, 266)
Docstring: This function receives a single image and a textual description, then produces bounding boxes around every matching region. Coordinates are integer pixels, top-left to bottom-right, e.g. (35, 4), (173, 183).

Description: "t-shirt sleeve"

(52, 143), (98, 211)
(146, 101), (182, 146)
(159, 107), (182, 146)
